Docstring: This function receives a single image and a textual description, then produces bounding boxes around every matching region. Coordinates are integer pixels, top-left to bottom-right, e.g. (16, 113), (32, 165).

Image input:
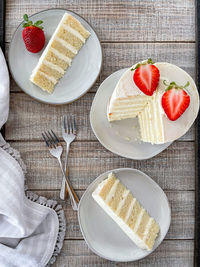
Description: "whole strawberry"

(22, 14), (45, 53)
(161, 81), (190, 121)
(131, 58), (160, 96)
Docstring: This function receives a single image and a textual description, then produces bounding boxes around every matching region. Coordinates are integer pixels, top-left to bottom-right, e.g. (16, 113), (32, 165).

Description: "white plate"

(8, 8), (102, 104)
(78, 168), (171, 262)
(90, 69), (172, 160)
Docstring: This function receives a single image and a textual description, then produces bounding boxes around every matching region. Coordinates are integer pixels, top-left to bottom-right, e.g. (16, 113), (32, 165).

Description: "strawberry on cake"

(107, 59), (199, 144)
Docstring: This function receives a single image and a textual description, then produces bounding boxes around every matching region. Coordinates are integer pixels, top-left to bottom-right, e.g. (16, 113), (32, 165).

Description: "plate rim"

(8, 8), (103, 105)
(78, 167), (171, 262)
(90, 68), (172, 160)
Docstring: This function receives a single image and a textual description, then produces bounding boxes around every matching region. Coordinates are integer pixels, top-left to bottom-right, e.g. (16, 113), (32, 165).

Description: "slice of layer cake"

(92, 173), (160, 251)
(30, 13), (90, 93)
(107, 62), (199, 144)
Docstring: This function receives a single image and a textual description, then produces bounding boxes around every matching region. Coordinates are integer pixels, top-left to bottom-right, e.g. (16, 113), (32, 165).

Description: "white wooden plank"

(5, 0), (195, 42)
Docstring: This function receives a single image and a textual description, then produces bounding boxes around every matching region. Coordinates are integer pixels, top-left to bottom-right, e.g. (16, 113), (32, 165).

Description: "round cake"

(107, 60), (199, 144)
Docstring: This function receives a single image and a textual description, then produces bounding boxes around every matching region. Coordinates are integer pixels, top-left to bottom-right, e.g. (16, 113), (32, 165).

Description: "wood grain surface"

(5, 0), (196, 266)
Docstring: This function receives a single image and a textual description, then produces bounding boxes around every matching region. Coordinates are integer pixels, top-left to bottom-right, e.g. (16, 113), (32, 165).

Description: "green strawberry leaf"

(34, 20), (43, 26)
(131, 58), (155, 71)
(22, 21), (32, 28)
(22, 14), (44, 30)
(163, 80), (190, 91)
(23, 14), (29, 21)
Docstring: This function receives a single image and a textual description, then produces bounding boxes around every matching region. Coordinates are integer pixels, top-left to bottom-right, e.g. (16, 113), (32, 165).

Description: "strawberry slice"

(161, 81), (190, 121)
(22, 14), (45, 53)
(132, 58), (160, 96)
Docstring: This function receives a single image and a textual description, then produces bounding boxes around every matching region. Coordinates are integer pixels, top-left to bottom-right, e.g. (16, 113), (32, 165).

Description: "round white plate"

(8, 8), (102, 104)
(90, 69), (172, 160)
(78, 168), (171, 262)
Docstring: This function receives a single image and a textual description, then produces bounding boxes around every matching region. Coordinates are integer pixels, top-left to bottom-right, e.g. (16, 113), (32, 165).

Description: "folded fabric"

(0, 48), (66, 267)
(0, 48), (9, 129)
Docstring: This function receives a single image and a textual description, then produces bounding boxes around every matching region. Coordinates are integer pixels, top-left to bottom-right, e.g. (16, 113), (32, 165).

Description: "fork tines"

(63, 115), (77, 134)
(42, 130), (60, 148)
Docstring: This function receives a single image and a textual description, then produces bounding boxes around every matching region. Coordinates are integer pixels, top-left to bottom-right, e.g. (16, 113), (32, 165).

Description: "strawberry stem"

(22, 14), (44, 30)
(131, 58), (155, 71)
(163, 80), (190, 91)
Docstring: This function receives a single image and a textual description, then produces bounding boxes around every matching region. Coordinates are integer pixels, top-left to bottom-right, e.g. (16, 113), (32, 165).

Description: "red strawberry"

(132, 58), (160, 96)
(22, 14), (45, 53)
(161, 81), (190, 121)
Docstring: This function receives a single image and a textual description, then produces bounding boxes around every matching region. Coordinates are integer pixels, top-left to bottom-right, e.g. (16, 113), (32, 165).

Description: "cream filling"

(39, 71), (57, 84)
(105, 179), (120, 203)
(116, 189), (130, 215)
(55, 36), (78, 54)
(133, 208), (145, 232)
(143, 218), (153, 242)
(62, 24), (86, 43)
(50, 47), (72, 65)
(124, 197), (136, 223)
(43, 60), (65, 74)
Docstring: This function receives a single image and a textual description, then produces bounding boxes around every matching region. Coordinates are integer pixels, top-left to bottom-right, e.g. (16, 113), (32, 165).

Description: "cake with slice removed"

(30, 13), (90, 93)
(107, 60), (199, 144)
(92, 172), (160, 251)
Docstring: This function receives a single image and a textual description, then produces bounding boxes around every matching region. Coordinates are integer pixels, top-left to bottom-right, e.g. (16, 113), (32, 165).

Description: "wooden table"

(5, 1), (196, 266)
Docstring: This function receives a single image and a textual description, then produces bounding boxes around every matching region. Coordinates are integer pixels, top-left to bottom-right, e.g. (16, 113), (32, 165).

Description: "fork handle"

(57, 157), (79, 210)
(60, 177), (66, 200)
(60, 143), (70, 200)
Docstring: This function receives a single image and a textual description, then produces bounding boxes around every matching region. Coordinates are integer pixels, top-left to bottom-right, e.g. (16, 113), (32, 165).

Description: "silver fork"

(60, 115), (77, 200)
(42, 130), (79, 210)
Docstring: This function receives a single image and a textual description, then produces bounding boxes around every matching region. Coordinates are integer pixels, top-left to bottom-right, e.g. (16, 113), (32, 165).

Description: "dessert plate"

(8, 8), (102, 104)
(90, 69), (172, 160)
(78, 168), (171, 262)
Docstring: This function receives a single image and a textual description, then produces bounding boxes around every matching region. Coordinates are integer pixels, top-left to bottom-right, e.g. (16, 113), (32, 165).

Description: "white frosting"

(108, 62), (199, 143)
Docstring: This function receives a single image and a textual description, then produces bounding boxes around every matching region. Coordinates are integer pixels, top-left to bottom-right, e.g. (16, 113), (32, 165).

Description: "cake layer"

(30, 13), (90, 93)
(92, 173), (160, 251)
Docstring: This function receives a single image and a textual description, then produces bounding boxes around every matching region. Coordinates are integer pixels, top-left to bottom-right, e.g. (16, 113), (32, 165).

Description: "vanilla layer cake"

(92, 173), (160, 251)
(107, 62), (199, 144)
(30, 13), (90, 93)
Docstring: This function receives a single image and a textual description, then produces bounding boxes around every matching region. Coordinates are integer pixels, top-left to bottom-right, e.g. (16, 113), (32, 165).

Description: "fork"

(42, 130), (79, 211)
(60, 115), (77, 200)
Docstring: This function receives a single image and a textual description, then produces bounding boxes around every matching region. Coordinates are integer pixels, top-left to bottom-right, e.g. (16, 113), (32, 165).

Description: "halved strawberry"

(132, 58), (160, 96)
(22, 14), (45, 53)
(161, 81), (190, 121)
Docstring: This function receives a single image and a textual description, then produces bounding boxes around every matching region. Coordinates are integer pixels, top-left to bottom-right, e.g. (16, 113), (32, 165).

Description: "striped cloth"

(0, 48), (66, 266)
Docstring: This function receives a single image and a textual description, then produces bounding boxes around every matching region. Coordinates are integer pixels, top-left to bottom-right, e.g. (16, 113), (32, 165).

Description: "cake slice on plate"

(30, 13), (90, 93)
(92, 173), (160, 251)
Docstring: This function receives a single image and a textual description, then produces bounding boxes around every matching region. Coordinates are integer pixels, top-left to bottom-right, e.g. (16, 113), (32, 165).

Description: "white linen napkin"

(0, 48), (66, 267)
